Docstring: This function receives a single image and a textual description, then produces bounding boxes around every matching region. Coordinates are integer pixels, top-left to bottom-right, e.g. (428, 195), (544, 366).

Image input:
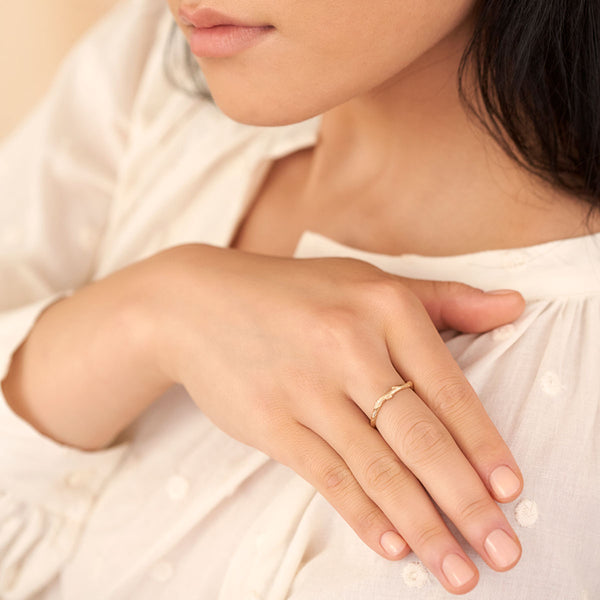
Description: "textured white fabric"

(0, 0), (598, 598)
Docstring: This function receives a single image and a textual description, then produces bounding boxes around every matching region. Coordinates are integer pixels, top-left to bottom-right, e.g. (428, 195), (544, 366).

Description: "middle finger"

(349, 365), (522, 574)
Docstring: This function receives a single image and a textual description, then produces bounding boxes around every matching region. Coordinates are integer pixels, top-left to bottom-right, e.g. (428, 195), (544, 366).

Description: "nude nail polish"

(490, 465), (521, 500)
(380, 531), (407, 557)
(442, 554), (476, 588)
(484, 529), (521, 569)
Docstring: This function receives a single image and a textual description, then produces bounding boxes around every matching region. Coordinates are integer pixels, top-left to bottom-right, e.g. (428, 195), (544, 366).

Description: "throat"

(230, 147), (600, 259)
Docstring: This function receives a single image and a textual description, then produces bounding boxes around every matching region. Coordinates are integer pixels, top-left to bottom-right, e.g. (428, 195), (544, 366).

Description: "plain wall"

(0, 0), (120, 140)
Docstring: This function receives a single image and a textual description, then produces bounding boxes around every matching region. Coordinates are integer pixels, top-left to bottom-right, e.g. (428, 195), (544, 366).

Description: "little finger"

(300, 395), (481, 594)
(276, 421), (410, 561)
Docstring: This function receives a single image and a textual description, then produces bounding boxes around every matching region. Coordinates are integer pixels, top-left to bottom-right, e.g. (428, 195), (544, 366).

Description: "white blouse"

(0, 0), (598, 599)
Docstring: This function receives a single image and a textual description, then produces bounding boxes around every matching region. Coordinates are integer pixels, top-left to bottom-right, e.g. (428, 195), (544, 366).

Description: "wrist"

(130, 246), (199, 386)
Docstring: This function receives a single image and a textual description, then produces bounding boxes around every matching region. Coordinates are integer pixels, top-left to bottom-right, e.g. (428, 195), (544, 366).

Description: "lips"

(178, 6), (268, 29)
(178, 6), (275, 58)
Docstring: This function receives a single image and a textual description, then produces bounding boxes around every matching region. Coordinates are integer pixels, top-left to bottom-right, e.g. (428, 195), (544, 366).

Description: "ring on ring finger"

(370, 381), (414, 428)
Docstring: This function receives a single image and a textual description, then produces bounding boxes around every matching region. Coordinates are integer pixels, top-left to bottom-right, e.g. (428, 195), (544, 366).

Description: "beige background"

(0, 0), (120, 140)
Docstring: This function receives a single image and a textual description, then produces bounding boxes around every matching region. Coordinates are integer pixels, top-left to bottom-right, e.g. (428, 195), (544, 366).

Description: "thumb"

(398, 278), (526, 333)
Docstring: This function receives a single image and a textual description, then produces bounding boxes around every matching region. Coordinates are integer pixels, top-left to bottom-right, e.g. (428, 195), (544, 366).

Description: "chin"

(199, 61), (339, 127)
(208, 86), (324, 127)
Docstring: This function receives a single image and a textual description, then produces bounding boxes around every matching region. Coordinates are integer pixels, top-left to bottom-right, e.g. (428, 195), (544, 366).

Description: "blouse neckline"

(215, 110), (600, 300)
(293, 230), (600, 300)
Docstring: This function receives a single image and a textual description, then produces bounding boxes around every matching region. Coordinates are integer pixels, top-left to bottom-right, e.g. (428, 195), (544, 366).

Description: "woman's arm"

(4, 242), (525, 595)
(2, 258), (173, 450)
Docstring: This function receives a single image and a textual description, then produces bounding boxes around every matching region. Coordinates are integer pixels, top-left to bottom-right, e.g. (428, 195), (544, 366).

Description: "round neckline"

(214, 112), (600, 299)
(299, 228), (600, 263)
(294, 230), (600, 300)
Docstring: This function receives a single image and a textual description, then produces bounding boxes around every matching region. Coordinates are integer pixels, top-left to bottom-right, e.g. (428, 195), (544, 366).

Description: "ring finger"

(342, 363), (521, 574)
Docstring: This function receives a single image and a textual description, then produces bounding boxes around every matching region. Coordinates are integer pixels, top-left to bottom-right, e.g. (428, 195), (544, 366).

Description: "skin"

(170, 0), (599, 258)
(157, 0), (543, 594)
(4, 0), (594, 596)
(3, 246), (525, 596)
(171, 0), (478, 126)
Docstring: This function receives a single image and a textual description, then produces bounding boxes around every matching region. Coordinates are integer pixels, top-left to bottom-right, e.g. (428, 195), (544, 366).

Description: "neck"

(301, 22), (599, 256)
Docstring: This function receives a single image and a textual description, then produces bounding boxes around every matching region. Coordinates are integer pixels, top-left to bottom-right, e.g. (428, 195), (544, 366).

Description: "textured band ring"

(369, 381), (414, 428)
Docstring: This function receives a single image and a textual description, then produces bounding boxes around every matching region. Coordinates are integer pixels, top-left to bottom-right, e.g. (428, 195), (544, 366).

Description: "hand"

(146, 243), (524, 595)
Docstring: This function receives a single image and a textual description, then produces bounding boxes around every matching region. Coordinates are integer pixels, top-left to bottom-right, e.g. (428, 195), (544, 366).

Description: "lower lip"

(189, 25), (275, 58)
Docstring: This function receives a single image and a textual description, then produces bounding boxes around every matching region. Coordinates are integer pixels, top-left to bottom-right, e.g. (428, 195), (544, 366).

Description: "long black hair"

(459, 0), (600, 209)
(164, 0), (600, 209)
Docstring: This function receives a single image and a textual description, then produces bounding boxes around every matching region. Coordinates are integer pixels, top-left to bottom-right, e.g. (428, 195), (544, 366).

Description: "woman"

(0, 0), (598, 597)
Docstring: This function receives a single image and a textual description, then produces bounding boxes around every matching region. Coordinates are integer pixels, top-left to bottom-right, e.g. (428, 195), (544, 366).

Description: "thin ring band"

(370, 381), (414, 428)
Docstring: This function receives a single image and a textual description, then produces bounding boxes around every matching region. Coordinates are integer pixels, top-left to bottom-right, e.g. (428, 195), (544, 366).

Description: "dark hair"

(164, 1), (600, 209)
(459, 0), (600, 211)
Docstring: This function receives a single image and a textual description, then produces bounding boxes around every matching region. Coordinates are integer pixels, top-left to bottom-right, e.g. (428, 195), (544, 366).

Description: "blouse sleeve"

(0, 0), (167, 597)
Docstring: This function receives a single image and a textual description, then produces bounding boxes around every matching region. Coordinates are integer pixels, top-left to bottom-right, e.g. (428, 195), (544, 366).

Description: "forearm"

(1, 262), (172, 451)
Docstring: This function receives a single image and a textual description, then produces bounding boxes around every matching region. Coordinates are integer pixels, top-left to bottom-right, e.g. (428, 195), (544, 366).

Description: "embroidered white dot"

(492, 323), (517, 342)
(515, 498), (539, 528)
(540, 371), (562, 397)
(402, 561), (430, 588)
(502, 250), (529, 271)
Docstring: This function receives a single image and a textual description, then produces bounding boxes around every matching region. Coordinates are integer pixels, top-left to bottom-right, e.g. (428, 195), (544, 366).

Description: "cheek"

(196, 1), (476, 126)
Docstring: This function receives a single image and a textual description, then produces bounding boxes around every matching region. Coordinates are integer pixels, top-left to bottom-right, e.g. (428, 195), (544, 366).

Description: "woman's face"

(168, 1), (477, 126)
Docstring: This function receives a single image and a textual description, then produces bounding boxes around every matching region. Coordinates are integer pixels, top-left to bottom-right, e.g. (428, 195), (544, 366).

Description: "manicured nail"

(486, 289), (517, 295)
(490, 465), (521, 500)
(442, 554), (476, 588)
(380, 531), (407, 557)
(484, 529), (521, 569)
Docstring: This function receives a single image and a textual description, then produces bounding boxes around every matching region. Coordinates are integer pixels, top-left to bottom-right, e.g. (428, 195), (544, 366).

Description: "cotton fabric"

(0, 0), (598, 598)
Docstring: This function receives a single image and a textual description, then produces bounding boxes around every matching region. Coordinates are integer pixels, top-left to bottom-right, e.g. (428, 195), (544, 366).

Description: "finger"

(385, 300), (524, 504)
(299, 394), (481, 594)
(337, 357), (521, 576)
(395, 278), (525, 332)
(372, 382), (522, 574)
(274, 421), (411, 562)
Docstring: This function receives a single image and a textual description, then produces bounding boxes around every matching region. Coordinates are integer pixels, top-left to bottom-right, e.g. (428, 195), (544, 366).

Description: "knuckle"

(429, 375), (475, 417)
(471, 438), (504, 465)
(363, 452), (404, 493)
(365, 277), (404, 303)
(455, 495), (494, 524)
(308, 306), (362, 354)
(401, 418), (451, 463)
(411, 522), (447, 551)
(356, 276), (415, 314)
(355, 505), (388, 533)
(320, 462), (354, 497)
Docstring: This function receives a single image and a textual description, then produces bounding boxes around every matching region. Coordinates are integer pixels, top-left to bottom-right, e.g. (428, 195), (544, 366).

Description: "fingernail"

(442, 554), (476, 587)
(486, 289), (517, 296)
(380, 531), (407, 557)
(484, 529), (521, 569)
(490, 465), (521, 500)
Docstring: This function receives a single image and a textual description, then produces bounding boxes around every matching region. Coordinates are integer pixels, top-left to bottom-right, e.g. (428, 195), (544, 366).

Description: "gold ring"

(369, 381), (414, 428)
